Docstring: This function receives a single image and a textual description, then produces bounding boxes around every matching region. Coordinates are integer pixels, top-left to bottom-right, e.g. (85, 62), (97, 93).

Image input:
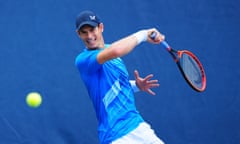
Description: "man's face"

(77, 24), (104, 49)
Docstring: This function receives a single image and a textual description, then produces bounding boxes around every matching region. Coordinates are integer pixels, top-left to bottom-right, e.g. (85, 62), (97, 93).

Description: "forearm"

(97, 30), (148, 64)
(110, 35), (138, 57)
(110, 30), (148, 57)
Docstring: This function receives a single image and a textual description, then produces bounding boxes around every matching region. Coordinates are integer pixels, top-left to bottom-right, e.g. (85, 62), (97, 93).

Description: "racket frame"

(150, 32), (206, 92)
(168, 48), (207, 92)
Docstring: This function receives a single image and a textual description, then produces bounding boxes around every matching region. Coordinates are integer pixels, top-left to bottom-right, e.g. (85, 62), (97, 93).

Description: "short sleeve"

(75, 50), (102, 74)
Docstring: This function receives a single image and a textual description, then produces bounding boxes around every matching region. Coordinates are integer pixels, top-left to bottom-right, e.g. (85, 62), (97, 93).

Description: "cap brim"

(77, 21), (98, 30)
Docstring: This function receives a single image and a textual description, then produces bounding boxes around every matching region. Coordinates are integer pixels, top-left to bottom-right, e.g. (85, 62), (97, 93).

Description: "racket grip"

(150, 31), (157, 40)
(161, 41), (170, 48)
(150, 32), (170, 48)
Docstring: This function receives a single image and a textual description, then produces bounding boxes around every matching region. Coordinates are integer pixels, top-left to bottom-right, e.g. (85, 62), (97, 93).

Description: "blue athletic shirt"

(75, 44), (144, 144)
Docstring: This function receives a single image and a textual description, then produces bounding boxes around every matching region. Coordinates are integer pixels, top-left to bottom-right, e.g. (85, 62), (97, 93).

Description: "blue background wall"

(0, 0), (239, 143)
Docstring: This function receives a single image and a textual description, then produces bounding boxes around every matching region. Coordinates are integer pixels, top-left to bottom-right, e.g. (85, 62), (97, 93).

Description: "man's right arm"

(97, 28), (164, 64)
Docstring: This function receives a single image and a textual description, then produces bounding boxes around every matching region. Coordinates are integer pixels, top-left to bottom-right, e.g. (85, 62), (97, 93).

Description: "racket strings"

(180, 54), (203, 89)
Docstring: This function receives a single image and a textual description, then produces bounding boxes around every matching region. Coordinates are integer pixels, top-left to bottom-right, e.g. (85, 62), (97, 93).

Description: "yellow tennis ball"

(26, 92), (42, 108)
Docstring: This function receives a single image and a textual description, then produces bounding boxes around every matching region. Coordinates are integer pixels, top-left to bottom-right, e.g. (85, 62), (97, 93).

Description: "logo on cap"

(89, 15), (96, 20)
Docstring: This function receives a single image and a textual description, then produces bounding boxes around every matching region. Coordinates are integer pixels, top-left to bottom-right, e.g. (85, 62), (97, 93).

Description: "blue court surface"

(0, 0), (239, 143)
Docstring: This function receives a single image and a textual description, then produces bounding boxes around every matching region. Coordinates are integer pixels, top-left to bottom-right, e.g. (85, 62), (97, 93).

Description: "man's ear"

(76, 29), (80, 35)
(99, 23), (104, 32)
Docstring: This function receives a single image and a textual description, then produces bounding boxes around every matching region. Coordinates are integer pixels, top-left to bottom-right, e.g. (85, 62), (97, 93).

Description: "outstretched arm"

(97, 28), (165, 64)
(132, 70), (160, 95)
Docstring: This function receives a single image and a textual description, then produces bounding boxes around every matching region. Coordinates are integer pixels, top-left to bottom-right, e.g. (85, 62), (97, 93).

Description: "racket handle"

(161, 41), (170, 48)
(150, 32), (170, 48)
(150, 31), (157, 40)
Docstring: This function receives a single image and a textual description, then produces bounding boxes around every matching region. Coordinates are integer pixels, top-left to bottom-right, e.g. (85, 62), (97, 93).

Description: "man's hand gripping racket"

(150, 32), (206, 92)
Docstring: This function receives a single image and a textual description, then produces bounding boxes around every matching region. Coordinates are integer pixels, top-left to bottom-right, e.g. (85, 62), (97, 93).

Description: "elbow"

(109, 45), (124, 58)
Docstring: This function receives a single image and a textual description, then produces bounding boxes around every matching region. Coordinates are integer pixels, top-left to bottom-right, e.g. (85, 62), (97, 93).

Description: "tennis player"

(75, 10), (165, 144)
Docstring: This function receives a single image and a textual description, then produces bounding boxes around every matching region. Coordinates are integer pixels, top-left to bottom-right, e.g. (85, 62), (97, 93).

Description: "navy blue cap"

(76, 10), (101, 30)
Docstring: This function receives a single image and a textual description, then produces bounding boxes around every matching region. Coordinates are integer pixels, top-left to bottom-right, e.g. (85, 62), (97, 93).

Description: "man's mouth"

(86, 38), (96, 45)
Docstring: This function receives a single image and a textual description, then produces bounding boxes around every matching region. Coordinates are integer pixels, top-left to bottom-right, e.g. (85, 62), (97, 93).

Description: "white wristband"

(132, 30), (148, 44)
(129, 80), (140, 92)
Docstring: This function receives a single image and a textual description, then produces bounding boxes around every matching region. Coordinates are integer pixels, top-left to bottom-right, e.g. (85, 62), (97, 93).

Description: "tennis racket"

(151, 32), (206, 92)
